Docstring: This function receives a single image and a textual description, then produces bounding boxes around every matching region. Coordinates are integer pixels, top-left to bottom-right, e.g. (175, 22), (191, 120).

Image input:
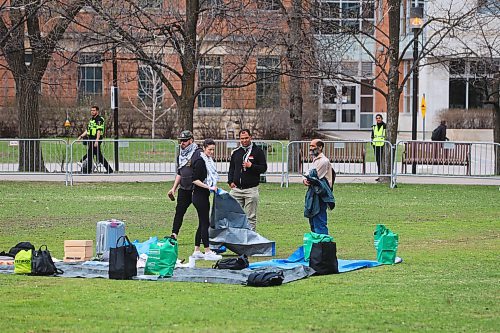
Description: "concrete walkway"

(0, 173), (498, 186)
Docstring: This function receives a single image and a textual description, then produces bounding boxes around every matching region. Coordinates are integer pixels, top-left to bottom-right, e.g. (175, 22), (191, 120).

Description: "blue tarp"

(249, 246), (401, 272)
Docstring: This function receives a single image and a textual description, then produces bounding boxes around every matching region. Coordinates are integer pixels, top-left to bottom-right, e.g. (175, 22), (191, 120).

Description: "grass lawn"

(0, 182), (498, 332)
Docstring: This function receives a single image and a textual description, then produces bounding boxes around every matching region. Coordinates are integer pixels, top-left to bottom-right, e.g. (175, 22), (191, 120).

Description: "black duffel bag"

(309, 241), (339, 275)
(8, 242), (35, 258)
(213, 254), (249, 270)
(246, 270), (284, 287)
(32, 245), (64, 276)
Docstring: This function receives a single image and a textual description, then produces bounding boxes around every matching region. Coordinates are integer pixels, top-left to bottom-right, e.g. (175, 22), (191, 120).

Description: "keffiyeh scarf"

(200, 152), (219, 187)
(178, 142), (198, 169)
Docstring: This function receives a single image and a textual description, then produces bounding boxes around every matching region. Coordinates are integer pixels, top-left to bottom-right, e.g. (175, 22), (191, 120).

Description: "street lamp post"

(410, 7), (424, 174)
(112, 45), (119, 172)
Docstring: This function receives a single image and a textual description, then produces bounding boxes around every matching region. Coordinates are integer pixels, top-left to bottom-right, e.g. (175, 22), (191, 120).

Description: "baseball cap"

(177, 130), (193, 140)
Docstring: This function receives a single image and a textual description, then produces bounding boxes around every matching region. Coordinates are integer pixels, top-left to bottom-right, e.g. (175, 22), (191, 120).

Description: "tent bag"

(247, 271), (284, 287)
(213, 254), (249, 270)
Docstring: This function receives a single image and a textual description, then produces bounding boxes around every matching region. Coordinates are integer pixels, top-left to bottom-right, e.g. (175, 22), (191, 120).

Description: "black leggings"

(373, 146), (384, 175)
(192, 189), (210, 248)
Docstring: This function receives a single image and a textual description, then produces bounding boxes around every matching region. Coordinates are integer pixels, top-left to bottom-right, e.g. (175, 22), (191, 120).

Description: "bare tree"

(85, 0), (275, 132)
(0, 0), (85, 171)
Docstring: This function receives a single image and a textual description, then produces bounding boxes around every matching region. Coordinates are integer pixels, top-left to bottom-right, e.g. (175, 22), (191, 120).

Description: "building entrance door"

(319, 82), (360, 130)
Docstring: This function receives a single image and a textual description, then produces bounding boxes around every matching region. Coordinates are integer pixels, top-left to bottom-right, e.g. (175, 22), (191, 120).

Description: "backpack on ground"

(8, 242), (35, 258)
(246, 270), (284, 287)
(213, 254), (249, 270)
(32, 245), (63, 276)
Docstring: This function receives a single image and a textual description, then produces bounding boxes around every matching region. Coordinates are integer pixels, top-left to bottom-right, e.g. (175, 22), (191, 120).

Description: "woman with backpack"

(190, 139), (222, 261)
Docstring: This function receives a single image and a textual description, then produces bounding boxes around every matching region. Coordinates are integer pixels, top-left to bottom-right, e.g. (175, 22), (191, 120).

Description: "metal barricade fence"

(0, 138), (69, 175)
(394, 140), (500, 180)
(69, 139), (178, 184)
(286, 140), (394, 186)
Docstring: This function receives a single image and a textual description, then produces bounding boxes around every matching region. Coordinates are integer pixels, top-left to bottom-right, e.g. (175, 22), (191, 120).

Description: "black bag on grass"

(8, 242), (35, 258)
(109, 235), (138, 280)
(32, 245), (63, 276)
(213, 254), (249, 270)
(246, 271), (284, 287)
(309, 241), (339, 275)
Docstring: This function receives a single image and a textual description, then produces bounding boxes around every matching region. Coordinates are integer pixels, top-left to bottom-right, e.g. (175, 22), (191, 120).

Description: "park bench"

(298, 141), (366, 173)
(401, 141), (471, 175)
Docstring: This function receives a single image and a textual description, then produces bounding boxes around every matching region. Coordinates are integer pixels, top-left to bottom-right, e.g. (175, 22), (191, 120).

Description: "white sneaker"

(191, 251), (205, 260)
(204, 252), (222, 261)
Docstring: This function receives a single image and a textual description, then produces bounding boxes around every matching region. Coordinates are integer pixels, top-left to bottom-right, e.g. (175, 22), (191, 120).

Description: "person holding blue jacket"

(303, 139), (335, 235)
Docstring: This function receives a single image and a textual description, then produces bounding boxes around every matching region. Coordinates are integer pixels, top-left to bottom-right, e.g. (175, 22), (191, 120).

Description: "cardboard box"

(64, 240), (93, 262)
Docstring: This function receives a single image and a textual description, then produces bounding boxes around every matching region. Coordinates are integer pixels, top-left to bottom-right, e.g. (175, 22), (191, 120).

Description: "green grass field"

(0, 182), (498, 332)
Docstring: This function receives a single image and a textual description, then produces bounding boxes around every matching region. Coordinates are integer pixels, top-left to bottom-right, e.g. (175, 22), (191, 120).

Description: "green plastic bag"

(14, 249), (32, 274)
(374, 224), (399, 264)
(303, 232), (334, 262)
(144, 237), (178, 277)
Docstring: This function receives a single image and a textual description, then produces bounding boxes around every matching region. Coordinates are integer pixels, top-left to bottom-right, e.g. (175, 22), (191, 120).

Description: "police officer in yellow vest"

(77, 106), (113, 173)
(371, 113), (386, 178)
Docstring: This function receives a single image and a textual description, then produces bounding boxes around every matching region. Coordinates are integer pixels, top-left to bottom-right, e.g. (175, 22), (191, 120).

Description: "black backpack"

(213, 254), (249, 270)
(8, 242), (35, 258)
(31, 245), (64, 276)
(246, 270), (284, 287)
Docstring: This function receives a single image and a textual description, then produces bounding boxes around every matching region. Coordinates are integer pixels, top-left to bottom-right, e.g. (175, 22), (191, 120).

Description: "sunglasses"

(179, 138), (190, 143)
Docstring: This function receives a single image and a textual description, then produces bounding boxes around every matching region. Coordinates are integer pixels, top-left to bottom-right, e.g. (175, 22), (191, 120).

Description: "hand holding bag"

(32, 245), (63, 276)
(109, 235), (139, 280)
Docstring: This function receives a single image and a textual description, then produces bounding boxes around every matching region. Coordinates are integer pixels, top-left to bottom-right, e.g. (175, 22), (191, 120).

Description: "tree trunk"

(382, 0), (403, 180)
(288, 0), (303, 142)
(17, 78), (45, 172)
(177, 97), (195, 132)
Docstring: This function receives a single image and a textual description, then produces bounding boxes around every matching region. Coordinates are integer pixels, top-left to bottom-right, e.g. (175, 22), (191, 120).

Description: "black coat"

(228, 143), (267, 189)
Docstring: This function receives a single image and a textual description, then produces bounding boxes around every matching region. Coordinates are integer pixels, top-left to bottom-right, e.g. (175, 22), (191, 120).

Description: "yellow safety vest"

(372, 125), (385, 147)
(87, 116), (105, 139)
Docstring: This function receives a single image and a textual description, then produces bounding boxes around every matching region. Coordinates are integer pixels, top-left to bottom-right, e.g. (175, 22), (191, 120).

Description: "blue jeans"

(309, 200), (328, 235)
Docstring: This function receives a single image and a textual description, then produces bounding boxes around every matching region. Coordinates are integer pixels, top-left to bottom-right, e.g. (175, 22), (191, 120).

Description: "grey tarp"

(0, 261), (313, 285)
(209, 190), (275, 256)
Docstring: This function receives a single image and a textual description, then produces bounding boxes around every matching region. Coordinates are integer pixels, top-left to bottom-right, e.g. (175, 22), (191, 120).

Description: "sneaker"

(204, 252), (222, 261)
(191, 251), (205, 260)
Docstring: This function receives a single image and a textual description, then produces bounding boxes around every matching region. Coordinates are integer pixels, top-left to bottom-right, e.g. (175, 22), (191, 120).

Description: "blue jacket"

(304, 169), (335, 218)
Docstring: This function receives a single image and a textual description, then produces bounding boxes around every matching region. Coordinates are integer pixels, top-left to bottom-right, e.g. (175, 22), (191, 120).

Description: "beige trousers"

(230, 186), (260, 231)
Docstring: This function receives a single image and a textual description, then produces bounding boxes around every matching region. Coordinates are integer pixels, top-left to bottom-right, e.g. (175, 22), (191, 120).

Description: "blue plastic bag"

(133, 236), (158, 256)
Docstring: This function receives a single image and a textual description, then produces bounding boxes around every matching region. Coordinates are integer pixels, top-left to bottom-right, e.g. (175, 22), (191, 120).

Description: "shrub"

(437, 108), (494, 129)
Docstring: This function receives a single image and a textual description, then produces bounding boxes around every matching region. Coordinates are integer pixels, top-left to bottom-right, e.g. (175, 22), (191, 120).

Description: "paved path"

(0, 173), (498, 186)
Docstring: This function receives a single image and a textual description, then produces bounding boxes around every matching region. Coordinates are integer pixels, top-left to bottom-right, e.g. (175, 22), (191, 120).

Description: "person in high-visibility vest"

(371, 114), (386, 179)
(77, 106), (113, 174)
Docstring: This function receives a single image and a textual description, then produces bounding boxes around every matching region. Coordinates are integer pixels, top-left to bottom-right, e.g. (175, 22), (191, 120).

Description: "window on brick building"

(198, 56), (222, 108)
(256, 57), (280, 109)
(138, 65), (164, 106)
(257, 0), (281, 11)
(77, 53), (102, 102)
(313, 0), (375, 35)
(138, 0), (163, 8)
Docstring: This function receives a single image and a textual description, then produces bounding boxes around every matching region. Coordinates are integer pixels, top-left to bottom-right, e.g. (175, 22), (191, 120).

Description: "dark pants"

(171, 188), (193, 236)
(82, 143), (113, 173)
(192, 189), (210, 248)
(373, 146), (384, 175)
